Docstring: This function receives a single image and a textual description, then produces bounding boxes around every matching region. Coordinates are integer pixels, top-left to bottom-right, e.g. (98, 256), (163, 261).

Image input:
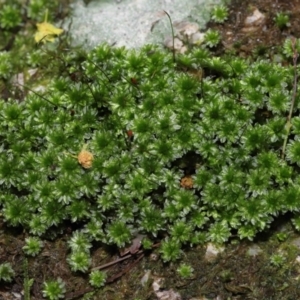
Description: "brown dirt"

(2, 0), (300, 300)
(210, 0), (300, 57)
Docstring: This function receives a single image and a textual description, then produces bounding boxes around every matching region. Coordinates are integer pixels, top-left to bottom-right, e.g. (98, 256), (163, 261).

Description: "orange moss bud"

(78, 150), (94, 169)
(180, 175), (194, 189)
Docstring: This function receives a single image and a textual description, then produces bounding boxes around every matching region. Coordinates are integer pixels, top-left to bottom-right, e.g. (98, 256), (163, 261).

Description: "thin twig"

(164, 10), (176, 63)
(16, 82), (61, 108)
(282, 38), (299, 159)
(91, 242), (160, 271)
(106, 253), (145, 283)
(91, 250), (143, 271)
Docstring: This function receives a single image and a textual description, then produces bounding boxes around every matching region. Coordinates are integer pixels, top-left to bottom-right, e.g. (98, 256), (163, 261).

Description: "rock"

(11, 69), (38, 90)
(164, 36), (187, 53)
(174, 21), (200, 40)
(140, 269), (151, 286)
(66, 0), (225, 49)
(191, 31), (205, 45)
(205, 243), (224, 262)
(247, 244), (263, 257)
(152, 277), (182, 300)
(156, 289), (182, 300)
(244, 8), (265, 26)
(242, 8), (266, 33)
(152, 277), (164, 292)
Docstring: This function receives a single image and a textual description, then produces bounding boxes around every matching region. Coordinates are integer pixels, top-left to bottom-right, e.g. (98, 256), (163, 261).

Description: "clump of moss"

(2, 3), (300, 288)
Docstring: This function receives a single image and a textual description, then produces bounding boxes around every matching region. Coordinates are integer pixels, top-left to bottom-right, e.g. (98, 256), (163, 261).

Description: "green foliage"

(274, 12), (290, 30)
(0, 0), (67, 88)
(291, 214), (300, 231)
(160, 238), (182, 262)
(42, 278), (66, 300)
(0, 4), (22, 29)
(270, 253), (286, 267)
(27, 0), (56, 20)
(276, 232), (288, 242)
(211, 4), (229, 23)
(0, 51), (14, 79)
(107, 221), (132, 247)
(89, 270), (107, 288)
(0, 40), (300, 265)
(0, 262), (15, 282)
(283, 38), (300, 58)
(23, 258), (34, 300)
(67, 231), (92, 272)
(22, 237), (44, 256)
(176, 263), (194, 279)
(67, 251), (91, 273)
(204, 29), (221, 48)
(68, 231), (92, 253)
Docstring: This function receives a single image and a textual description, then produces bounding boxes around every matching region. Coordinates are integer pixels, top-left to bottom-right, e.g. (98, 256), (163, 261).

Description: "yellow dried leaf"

(35, 22), (63, 43)
(34, 10), (63, 43)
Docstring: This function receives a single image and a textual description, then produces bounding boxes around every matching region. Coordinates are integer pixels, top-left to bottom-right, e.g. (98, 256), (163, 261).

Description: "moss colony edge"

(1, 42), (300, 265)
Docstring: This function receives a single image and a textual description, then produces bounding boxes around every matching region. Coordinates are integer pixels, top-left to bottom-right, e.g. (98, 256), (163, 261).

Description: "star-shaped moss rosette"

(34, 10), (63, 43)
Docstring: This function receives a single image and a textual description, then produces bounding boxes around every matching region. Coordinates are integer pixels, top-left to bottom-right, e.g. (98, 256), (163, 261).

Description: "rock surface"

(65, 0), (225, 49)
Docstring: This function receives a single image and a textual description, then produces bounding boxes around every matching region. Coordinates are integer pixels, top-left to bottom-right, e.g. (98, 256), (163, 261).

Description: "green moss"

(2, 2), (300, 286)
(1, 44), (296, 243)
